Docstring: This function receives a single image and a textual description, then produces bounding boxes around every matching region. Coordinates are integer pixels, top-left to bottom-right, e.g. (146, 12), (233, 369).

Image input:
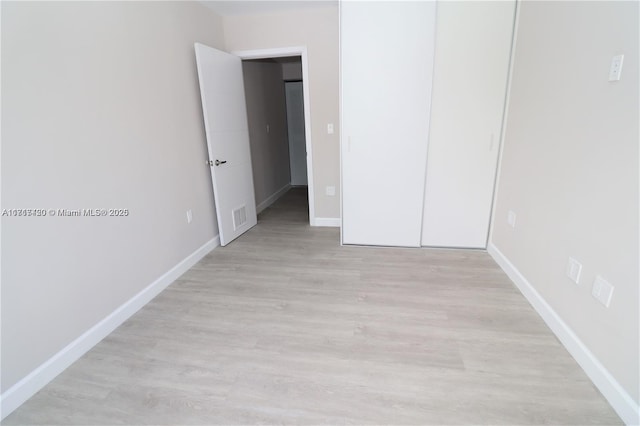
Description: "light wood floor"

(3, 188), (621, 425)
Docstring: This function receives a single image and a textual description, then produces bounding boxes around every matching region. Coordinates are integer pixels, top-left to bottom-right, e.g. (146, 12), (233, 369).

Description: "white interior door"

(341, 1), (437, 247)
(285, 81), (308, 186)
(194, 43), (257, 246)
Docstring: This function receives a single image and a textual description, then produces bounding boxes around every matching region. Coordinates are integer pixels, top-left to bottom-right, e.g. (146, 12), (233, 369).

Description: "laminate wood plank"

(3, 188), (621, 425)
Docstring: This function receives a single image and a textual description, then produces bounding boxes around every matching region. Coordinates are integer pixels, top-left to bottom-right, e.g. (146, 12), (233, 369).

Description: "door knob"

(215, 159), (227, 166)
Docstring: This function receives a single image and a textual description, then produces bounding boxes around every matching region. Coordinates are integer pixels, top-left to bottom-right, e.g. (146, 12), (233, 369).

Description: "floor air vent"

(232, 205), (247, 230)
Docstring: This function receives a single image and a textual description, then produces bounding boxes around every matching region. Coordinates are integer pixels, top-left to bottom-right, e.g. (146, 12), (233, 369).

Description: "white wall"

(223, 6), (339, 220)
(1, 0), (223, 398)
(242, 60), (291, 210)
(490, 0), (639, 418)
(422, 1), (515, 249)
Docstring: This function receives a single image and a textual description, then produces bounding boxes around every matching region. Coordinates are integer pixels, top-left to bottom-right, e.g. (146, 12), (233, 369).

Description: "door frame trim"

(233, 46), (316, 226)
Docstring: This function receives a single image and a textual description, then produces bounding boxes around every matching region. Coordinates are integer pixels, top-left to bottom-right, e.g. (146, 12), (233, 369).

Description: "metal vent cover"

(232, 205), (247, 230)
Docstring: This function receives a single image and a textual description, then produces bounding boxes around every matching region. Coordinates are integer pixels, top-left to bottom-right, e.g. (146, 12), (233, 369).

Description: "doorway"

(234, 48), (315, 226)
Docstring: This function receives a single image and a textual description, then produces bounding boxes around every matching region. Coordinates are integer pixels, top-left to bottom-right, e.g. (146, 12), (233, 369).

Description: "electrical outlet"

(186, 209), (193, 224)
(592, 276), (614, 307)
(507, 210), (516, 228)
(326, 186), (336, 196)
(566, 257), (582, 284)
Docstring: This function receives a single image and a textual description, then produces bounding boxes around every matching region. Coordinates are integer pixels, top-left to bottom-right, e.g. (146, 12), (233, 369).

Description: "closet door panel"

(341, 1), (437, 247)
(421, 1), (516, 248)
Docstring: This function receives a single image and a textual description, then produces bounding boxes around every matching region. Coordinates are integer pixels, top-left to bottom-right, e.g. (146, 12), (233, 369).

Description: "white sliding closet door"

(341, 1), (437, 247)
(421, 1), (516, 248)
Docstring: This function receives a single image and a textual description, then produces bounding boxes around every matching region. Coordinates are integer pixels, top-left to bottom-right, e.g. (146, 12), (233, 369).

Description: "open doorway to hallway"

(241, 56), (310, 222)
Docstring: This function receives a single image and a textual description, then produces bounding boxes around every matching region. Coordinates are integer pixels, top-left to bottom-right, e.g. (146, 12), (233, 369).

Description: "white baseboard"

(312, 217), (340, 227)
(256, 184), (291, 214)
(488, 243), (639, 426)
(0, 236), (220, 420)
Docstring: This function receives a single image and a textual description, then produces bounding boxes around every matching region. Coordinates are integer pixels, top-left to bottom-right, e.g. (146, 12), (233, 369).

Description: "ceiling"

(201, 0), (337, 17)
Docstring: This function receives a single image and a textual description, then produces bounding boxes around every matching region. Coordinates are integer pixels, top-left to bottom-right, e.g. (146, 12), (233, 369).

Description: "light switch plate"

(609, 54), (624, 81)
(566, 257), (582, 284)
(592, 275), (614, 307)
(507, 210), (516, 228)
(327, 123), (334, 134)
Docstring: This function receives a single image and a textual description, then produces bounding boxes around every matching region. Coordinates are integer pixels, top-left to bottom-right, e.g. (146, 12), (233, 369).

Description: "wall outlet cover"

(592, 275), (614, 307)
(566, 257), (582, 284)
